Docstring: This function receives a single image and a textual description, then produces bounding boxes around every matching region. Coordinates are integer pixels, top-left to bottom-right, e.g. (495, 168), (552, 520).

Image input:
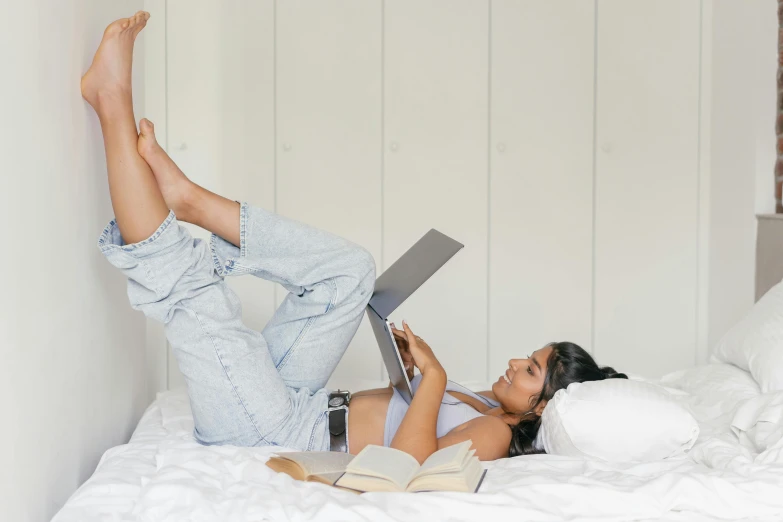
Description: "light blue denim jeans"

(98, 202), (375, 451)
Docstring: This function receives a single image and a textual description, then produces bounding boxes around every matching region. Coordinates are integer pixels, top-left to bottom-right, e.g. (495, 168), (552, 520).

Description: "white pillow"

(535, 379), (699, 462)
(714, 279), (783, 393)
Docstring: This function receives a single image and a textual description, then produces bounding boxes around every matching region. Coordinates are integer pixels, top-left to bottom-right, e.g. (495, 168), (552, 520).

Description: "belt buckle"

(328, 389), (351, 409)
(328, 390), (350, 453)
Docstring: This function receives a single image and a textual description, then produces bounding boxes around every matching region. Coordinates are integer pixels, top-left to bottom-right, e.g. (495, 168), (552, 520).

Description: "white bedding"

(53, 364), (783, 522)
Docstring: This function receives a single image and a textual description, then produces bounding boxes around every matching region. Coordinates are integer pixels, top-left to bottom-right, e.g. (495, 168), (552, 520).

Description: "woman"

(82, 12), (626, 465)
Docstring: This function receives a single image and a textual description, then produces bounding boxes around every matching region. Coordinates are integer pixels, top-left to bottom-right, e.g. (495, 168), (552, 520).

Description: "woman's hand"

(395, 321), (444, 378)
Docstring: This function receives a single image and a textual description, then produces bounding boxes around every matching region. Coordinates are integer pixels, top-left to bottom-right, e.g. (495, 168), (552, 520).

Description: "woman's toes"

(126, 11), (145, 30)
(137, 118), (159, 158)
(104, 17), (129, 36)
(131, 13), (149, 36)
(139, 118), (155, 136)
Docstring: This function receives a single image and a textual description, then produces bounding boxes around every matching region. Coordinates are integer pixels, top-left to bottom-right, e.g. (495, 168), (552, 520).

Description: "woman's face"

(492, 345), (553, 416)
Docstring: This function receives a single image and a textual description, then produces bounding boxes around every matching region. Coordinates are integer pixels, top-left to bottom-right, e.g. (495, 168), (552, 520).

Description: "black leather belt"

(327, 390), (351, 453)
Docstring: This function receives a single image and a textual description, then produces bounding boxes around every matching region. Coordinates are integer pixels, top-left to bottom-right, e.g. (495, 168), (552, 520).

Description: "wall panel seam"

(273, 0), (278, 312)
(695, 0), (703, 364)
(697, 0), (713, 364)
(164, 0), (171, 389)
(486, 0), (492, 383)
(590, 0), (599, 356)
(380, 0), (385, 381)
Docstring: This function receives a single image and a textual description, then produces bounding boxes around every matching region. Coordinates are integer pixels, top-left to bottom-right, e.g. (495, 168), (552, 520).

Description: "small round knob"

(283, 143), (292, 152)
(389, 142), (399, 152)
(601, 142), (613, 153)
(497, 142), (506, 153)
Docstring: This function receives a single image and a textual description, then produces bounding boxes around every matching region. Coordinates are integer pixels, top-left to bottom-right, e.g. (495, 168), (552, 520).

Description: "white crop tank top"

(383, 374), (500, 446)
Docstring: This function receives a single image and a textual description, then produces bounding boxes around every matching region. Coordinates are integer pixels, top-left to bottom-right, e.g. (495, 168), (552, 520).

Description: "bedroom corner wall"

(0, 2), (160, 521)
(708, 0), (778, 348)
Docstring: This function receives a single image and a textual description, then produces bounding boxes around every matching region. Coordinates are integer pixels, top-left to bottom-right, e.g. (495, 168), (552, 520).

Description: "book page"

(416, 440), (472, 478)
(420, 448), (475, 479)
(345, 445), (420, 489)
(407, 458), (485, 493)
(306, 471), (345, 486)
(272, 451), (355, 476)
(266, 457), (306, 481)
(336, 472), (402, 493)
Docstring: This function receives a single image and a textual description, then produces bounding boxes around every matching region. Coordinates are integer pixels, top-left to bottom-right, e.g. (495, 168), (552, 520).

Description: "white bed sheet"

(53, 364), (783, 522)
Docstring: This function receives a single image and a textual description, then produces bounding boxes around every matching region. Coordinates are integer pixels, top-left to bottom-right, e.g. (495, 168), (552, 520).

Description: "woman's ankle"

(94, 88), (134, 120)
(173, 181), (202, 224)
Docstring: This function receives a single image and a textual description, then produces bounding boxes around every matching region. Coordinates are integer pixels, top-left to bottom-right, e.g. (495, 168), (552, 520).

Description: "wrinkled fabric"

(54, 364), (783, 522)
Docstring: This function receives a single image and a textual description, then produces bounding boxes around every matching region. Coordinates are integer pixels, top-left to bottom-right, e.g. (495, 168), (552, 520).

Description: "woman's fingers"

(402, 320), (416, 343)
(400, 320), (444, 376)
(392, 321), (426, 375)
(390, 323), (414, 372)
(392, 329), (409, 356)
(400, 347), (416, 373)
(393, 323), (420, 340)
(402, 321), (426, 366)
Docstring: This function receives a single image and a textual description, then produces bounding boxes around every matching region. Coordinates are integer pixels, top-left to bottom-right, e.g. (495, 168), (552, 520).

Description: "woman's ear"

(534, 399), (548, 416)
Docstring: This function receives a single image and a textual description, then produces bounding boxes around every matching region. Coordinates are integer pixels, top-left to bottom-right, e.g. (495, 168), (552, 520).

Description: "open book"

(265, 450), (355, 487)
(336, 440), (485, 493)
(266, 440), (486, 493)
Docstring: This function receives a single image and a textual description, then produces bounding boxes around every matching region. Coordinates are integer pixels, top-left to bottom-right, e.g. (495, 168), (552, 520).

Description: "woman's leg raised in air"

(136, 122), (376, 392)
(83, 13), (309, 450)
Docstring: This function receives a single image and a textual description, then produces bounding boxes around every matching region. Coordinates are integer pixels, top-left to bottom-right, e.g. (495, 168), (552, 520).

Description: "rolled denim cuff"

(96, 210), (192, 310)
(97, 210), (178, 257)
(209, 201), (248, 277)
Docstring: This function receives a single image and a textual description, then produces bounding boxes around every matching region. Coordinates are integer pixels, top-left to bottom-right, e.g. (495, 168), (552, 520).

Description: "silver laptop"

(366, 229), (464, 404)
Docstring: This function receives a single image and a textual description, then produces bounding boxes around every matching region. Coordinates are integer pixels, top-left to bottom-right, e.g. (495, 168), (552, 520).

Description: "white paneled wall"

(489, 1), (596, 372)
(275, 0), (383, 387)
(594, 0), (702, 375)
(709, 0), (772, 352)
(155, 0), (714, 386)
(384, 1), (489, 381)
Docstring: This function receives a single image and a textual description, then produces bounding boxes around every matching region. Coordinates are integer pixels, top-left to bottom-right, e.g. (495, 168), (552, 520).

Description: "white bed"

(54, 221), (783, 522)
(53, 364), (783, 522)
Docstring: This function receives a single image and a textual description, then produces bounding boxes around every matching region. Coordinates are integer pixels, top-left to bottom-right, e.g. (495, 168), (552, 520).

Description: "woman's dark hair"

(508, 342), (627, 457)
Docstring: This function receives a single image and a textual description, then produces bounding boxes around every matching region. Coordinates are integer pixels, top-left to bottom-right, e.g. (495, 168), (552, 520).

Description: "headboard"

(755, 215), (783, 301)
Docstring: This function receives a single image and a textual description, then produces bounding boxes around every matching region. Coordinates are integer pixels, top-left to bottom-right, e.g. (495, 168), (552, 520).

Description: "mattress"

(53, 364), (783, 522)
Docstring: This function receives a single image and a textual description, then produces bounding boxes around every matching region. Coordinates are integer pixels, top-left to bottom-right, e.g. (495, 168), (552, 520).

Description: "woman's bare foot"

(137, 118), (197, 220)
(81, 11), (150, 112)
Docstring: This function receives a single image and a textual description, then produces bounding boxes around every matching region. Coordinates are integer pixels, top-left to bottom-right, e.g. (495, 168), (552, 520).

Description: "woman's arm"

(437, 416), (511, 461)
(388, 321), (446, 464)
(390, 370), (446, 464)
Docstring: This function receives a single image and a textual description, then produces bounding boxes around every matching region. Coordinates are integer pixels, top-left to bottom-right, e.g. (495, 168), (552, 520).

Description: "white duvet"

(53, 363), (783, 522)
